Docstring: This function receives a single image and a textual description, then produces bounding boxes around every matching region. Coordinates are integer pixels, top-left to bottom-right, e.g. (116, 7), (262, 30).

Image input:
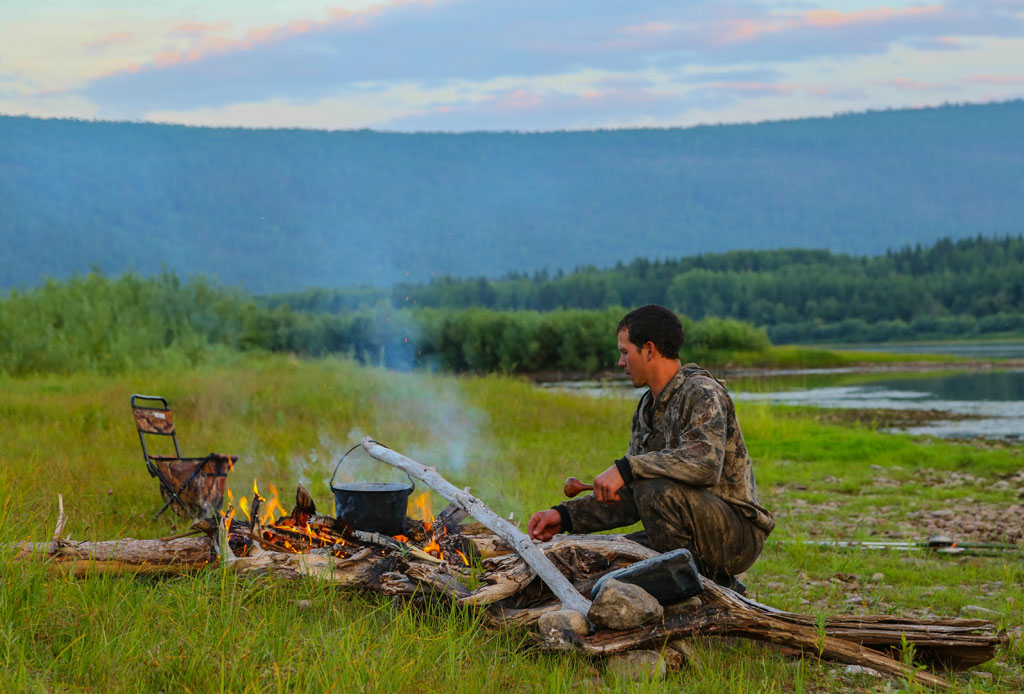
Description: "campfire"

(13, 438), (1010, 688)
(216, 476), (472, 574)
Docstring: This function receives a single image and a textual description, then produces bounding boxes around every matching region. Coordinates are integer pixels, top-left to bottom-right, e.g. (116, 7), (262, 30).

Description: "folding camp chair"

(131, 394), (236, 520)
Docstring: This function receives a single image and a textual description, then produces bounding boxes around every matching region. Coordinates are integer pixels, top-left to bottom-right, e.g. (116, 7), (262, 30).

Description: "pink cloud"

(706, 81), (794, 95)
(965, 73), (1024, 85)
(883, 77), (947, 91)
(82, 31), (134, 51)
(804, 5), (943, 29)
(622, 21), (674, 36)
(171, 21), (231, 37)
(96, 1), (434, 81)
(703, 81), (850, 99)
(711, 4), (945, 46)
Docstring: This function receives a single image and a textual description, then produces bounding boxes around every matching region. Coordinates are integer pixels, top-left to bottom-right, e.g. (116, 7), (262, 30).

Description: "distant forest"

(269, 236), (1024, 344)
(0, 273), (770, 376)
(3, 100), (1024, 292)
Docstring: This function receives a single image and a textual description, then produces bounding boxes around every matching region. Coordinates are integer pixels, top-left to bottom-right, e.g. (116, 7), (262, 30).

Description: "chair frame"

(131, 394), (218, 519)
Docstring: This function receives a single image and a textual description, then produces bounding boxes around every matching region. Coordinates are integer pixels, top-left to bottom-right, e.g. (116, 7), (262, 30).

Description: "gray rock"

(843, 664), (882, 678)
(604, 650), (667, 682)
(869, 572), (885, 583)
(537, 609), (590, 637)
(960, 605), (1004, 620)
(296, 600), (311, 611)
(589, 578), (664, 630)
(664, 595), (703, 616)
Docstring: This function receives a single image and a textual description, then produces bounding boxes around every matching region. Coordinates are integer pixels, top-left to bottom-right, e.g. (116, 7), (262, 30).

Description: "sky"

(1, 0), (1023, 132)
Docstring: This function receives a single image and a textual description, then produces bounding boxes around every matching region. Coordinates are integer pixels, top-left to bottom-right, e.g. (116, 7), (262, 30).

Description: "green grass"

(695, 344), (964, 370)
(2, 355), (1022, 692)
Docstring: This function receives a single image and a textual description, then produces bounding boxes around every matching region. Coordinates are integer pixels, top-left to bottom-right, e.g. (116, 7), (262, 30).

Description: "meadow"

(1, 355), (1022, 692)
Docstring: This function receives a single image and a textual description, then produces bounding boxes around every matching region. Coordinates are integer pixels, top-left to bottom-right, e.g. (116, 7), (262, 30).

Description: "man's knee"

(632, 477), (701, 522)
(629, 477), (764, 576)
(630, 477), (702, 552)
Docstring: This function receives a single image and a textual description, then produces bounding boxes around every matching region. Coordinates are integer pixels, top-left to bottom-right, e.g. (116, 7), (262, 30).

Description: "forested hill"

(3, 100), (1024, 292)
(272, 236), (1024, 344)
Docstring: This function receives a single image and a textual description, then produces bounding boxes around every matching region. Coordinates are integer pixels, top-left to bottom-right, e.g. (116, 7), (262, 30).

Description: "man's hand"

(593, 463), (625, 503)
(528, 509), (562, 541)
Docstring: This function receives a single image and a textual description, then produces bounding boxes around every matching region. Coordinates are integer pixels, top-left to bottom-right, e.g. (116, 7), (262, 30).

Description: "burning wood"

(11, 443), (1010, 688)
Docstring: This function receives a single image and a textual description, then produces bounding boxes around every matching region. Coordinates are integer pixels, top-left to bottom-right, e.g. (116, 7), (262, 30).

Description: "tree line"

(271, 235), (1024, 344)
(0, 273), (768, 376)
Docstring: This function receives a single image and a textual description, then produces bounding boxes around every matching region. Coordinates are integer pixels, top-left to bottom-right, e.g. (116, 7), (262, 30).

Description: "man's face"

(617, 329), (648, 387)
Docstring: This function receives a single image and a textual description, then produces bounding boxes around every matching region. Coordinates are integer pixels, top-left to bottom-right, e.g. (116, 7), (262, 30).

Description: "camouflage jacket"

(561, 363), (775, 534)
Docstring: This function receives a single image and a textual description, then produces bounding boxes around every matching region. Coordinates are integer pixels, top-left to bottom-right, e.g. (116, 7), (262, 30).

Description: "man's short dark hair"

(618, 305), (684, 359)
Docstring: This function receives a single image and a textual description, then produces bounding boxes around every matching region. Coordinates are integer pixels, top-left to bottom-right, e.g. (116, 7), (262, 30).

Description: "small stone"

(869, 572), (885, 583)
(960, 605), (1004, 619)
(296, 600), (311, 611)
(589, 578), (663, 630)
(930, 509), (954, 518)
(604, 650), (666, 682)
(664, 595), (702, 616)
(843, 664), (882, 678)
(667, 639), (696, 666)
(870, 464), (884, 472)
(538, 609), (589, 637)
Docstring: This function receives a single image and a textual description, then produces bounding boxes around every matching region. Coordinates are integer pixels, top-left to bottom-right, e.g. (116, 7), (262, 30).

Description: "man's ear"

(644, 341), (658, 360)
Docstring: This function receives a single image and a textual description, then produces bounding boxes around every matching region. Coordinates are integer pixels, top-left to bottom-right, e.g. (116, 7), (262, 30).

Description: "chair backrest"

(130, 394), (182, 469)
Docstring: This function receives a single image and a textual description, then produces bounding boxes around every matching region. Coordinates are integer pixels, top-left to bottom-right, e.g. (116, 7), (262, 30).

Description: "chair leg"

(152, 461), (208, 520)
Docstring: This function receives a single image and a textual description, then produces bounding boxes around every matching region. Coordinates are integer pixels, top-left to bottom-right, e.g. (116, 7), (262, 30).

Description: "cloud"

(883, 77), (950, 91)
(171, 21), (232, 37)
(905, 35), (970, 51)
(74, 0), (1024, 120)
(82, 31), (135, 52)
(964, 72), (1024, 84)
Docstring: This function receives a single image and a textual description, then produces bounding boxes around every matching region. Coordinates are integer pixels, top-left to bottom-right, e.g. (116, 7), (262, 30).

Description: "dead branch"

(361, 437), (592, 615)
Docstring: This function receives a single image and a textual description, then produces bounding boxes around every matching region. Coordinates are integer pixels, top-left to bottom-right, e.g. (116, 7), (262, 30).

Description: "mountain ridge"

(3, 100), (1022, 292)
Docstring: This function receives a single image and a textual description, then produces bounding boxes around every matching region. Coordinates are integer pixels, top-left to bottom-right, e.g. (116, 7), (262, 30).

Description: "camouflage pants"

(570, 477), (766, 580)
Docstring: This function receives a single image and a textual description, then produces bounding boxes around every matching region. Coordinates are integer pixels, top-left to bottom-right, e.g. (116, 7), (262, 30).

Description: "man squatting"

(527, 305), (774, 591)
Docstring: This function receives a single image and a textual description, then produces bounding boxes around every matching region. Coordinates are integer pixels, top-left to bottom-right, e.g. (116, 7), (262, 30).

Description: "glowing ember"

(423, 537), (442, 559)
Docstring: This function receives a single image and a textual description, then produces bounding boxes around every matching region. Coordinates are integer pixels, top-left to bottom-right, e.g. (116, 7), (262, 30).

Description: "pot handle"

(330, 441), (415, 490)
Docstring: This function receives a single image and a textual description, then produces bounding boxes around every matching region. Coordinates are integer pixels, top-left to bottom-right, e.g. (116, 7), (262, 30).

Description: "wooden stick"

(360, 437), (592, 615)
(580, 601), (952, 688)
(14, 536), (215, 576)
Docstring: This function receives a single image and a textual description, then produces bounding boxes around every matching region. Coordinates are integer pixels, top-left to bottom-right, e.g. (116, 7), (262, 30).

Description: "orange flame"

(261, 483), (285, 524)
(409, 492), (434, 532)
(224, 507), (235, 537)
(227, 479), (288, 525)
(455, 549), (469, 566)
(423, 537), (442, 559)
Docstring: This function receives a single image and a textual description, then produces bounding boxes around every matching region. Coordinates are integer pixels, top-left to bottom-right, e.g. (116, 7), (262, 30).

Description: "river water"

(542, 342), (1024, 441)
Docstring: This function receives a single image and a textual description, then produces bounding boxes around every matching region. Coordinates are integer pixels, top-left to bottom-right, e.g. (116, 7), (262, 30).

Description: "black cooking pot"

(330, 455), (413, 536)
